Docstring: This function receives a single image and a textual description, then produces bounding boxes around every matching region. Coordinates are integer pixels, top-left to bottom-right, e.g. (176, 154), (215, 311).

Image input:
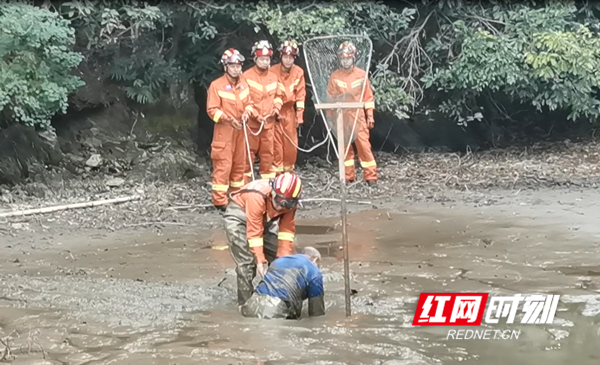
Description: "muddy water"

(1, 192), (600, 364)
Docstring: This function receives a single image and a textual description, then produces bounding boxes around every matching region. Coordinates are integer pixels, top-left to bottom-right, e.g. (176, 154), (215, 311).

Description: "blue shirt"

(255, 254), (324, 304)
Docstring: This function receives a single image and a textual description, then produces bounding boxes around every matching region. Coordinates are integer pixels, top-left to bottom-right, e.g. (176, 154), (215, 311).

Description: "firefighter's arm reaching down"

(240, 82), (259, 121)
(276, 207), (297, 257)
(271, 79), (285, 118)
(325, 75), (339, 119)
(295, 70), (307, 126)
(363, 76), (375, 129)
(244, 194), (268, 264)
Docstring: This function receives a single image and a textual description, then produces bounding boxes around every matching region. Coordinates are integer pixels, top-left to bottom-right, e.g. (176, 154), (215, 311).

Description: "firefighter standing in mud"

(271, 39), (307, 175)
(223, 172), (302, 306)
(326, 41), (378, 185)
(241, 246), (325, 319)
(242, 40), (285, 183)
(206, 48), (257, 210)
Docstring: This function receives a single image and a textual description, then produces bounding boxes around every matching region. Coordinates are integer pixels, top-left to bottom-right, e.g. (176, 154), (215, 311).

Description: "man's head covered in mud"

(300, 246), (321, 268)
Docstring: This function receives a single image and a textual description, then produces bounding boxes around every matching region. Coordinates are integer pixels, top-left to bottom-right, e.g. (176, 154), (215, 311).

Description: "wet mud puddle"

(1, 203), (600, 364)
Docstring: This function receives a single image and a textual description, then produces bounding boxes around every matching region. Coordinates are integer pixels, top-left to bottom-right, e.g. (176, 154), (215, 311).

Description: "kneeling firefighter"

(241, 246), (325, 319)
(224, 172), (302, 305)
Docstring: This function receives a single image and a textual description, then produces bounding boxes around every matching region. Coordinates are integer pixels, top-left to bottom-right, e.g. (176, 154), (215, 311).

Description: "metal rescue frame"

(302, 34), (374, 317)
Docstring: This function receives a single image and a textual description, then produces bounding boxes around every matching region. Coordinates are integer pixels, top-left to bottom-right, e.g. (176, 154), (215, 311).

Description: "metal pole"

(336, 109), (352, 317)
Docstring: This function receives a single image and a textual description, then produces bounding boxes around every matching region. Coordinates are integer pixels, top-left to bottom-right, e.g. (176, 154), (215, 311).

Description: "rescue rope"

(242, 119), (267, 182)
(242, 120), (260, 182)
(314, 109), (361, 161)
(273, 108), (361, 165)
(276, 122), (330, 153)
(245, 120), (264, 136)
(242, 110), (360, 180)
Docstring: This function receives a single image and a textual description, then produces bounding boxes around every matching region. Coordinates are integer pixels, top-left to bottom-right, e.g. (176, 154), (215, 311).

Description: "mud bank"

(1, 187), (599, 364)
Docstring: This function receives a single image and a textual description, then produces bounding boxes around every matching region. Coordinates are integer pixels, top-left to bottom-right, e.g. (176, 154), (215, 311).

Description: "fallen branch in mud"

(0, 331), (15, 361)
(0, 329), (46, 361)
(22, 329), (46, 359)
(0, 195), (142, 218)
(301, 198), (372, 205)
(165, 204), (213, 211)
(3, 139), (600, 234)
(123, 221), (190, 227)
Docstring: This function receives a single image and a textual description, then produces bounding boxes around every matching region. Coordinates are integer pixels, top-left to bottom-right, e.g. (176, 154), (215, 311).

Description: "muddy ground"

(2, 186), (600, 364)
(2, 137), (600, 364)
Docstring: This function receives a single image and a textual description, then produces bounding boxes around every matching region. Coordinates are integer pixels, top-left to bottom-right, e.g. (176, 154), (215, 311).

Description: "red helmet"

(220, 48), (245, 66)
(279, 39), (299, 57)
(337, 41), (357, 59)
(271, 173), (302, 209)
(252, 40), (273, 57)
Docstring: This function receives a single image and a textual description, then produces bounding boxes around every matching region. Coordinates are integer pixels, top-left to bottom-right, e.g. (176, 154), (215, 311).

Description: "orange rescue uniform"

(230, 179), (297, 263)
(206, 74), (257, 206)
(242, 66), (284, 182)
(326, 66), (377, 182)
(271, 63), (306, 174)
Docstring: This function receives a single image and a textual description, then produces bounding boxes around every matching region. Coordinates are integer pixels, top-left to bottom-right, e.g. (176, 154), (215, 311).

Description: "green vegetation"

(3, 0), (600, 134)
(0, 3), (84, 129)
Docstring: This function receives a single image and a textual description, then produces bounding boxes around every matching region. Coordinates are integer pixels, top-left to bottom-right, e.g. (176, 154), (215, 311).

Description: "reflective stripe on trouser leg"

(211, 124), (234, 206)
(355, 121), (377, 182)
(229, 181), (244, 191)
(229, 128), (247, 192)
(224, 203), (256, 305)
(243, 172), (253, 185)
(211, 184), (229, 203)
(343, 144), (356, 182)
(258, 127), (276, 179)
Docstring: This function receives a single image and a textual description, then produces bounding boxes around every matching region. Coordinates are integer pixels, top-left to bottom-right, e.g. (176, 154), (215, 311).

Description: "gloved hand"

(256, 262), (268, 278)
(241, 110), (250, 123)
(295, 110), (304, 127)
(269, 108), (280, 120)
(220, 114), (232, 124)
(232, 118), (242, 130)
(366, 114), (375, 129)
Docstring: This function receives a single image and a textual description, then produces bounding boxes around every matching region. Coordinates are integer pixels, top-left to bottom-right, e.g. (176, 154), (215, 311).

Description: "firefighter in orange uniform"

(206, 48), (257, 210)
(223, 172), (302, 306)
(326, 41), (377, 185)
(242, 40), (285, 183)
(271, 39), (306, 175)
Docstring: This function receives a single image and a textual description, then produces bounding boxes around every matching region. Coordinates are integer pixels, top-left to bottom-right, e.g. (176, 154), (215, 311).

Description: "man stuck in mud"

(224, 172), (302, 306)
(241, 246), (325, 319)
